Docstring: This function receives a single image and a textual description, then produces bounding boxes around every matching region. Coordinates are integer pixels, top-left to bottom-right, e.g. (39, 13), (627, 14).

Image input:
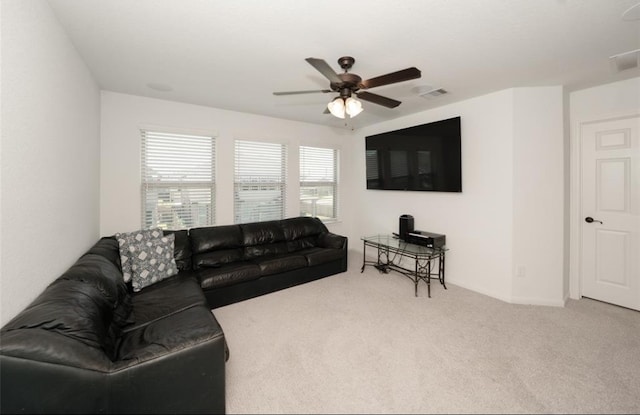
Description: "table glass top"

(362, 234), (448, 256)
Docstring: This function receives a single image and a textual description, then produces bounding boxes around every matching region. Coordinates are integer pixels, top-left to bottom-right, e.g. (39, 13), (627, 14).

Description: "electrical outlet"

(516, 266), (526, 278)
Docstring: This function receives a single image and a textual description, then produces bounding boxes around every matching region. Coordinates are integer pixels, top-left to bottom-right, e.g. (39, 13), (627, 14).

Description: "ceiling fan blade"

(356, 91), (401, 108)
(305, 57), (342, 84)
(273, 89), (331, 96)
(359, 67), (421, 89)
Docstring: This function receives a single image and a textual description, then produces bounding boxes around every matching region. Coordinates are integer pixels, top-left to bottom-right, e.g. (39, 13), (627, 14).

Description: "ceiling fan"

(273, 56), (421, 119)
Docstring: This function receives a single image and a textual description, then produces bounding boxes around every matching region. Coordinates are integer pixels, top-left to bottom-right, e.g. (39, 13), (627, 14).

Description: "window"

(141, 130), (215, 230)
(234, 140), (287, 223)
(300, 146), (338, 222)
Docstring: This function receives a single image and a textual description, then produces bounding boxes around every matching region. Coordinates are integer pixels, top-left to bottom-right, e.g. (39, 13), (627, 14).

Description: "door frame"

(569, 111), (640, 301)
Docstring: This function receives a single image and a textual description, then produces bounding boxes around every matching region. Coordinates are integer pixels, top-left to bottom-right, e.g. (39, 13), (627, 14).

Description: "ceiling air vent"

(413, 85), (448, 99)
(424, 88), (448, 97)
(609, 49), (640, 72)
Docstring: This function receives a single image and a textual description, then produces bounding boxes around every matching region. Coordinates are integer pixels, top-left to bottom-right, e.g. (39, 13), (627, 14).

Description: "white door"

(580, 115), (640, 310)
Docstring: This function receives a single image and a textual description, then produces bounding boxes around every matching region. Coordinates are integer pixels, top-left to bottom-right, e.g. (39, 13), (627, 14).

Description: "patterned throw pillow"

(129, 234), (179, 292)
(115, 228), (163, 283)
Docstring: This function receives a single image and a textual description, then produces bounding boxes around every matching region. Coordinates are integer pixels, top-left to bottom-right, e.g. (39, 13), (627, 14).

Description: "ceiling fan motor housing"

(331, 73), (362, 98)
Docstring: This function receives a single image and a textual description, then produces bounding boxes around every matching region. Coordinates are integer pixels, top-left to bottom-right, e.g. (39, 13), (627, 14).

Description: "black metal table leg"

(414, 258), (418, 297)
(427, 258), (431, 298)
(440, 252), (447, 289)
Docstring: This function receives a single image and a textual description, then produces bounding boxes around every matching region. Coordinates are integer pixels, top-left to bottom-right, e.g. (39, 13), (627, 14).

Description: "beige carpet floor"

(213, 260), (640, 414)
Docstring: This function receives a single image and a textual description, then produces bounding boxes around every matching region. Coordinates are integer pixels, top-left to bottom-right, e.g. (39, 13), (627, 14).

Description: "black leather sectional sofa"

(0, 216), (348, 414)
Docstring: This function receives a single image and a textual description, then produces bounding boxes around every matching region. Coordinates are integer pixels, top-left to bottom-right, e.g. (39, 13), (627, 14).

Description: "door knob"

(585, 217), (603, 224)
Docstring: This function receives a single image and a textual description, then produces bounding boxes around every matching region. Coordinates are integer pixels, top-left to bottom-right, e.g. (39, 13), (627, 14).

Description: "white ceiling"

(47, 0), (640, 130)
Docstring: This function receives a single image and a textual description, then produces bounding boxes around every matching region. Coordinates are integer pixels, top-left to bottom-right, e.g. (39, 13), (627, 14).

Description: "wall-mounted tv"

(365, 116), (462, 192)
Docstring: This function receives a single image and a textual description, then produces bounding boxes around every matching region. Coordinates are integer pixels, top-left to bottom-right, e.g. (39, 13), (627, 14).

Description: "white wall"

(349, 87), (565, 305)
(511, 87), (565, 306)
(569, 77), (640, 300)
(0, 0), (101, 325)
(351, 90), (516, 302)
(0, 0), (4, 326)
(100, 92), (353, 240)
(102, 88), (567, 306)
(570, 77), (640, 122)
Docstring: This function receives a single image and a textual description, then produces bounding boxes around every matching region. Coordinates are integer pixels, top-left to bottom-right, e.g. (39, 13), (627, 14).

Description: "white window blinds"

(365, 150), (379, 181)
(300, 146), (338, 221)
(234, 140), (287, 224)
(141, 130), (215, 230)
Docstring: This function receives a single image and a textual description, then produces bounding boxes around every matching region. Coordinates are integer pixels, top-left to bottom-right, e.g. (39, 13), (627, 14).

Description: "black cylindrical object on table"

(399, 214), (414, 241)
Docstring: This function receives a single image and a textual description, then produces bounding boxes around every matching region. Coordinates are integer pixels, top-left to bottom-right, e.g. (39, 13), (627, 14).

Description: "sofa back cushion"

(190, 225), (244, 269)
(83, 238), (134, 327)
(101, 230), (192, 272)
(281, 216), (328, 239)
(241, 220), (288, 259)
(61, 254), (125, 310)
(163, 230), (192, 271)
(84, 237), (122, 270)
(2, 255), (122, 358)
(189, 217), (331, 266)
(281, 216), (328, 252)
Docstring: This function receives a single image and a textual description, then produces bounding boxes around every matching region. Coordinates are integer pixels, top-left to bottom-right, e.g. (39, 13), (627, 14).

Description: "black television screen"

(365, 116), (462, 192)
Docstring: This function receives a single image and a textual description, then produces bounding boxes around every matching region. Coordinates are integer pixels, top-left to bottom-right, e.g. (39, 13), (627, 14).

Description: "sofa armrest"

(317, 232), (348, 250)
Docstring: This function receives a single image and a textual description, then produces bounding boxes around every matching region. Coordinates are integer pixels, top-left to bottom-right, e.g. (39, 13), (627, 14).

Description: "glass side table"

(361, 234), (448, 297)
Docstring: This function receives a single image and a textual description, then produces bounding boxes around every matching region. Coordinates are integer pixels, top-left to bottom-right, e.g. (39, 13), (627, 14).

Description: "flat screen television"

(365, 116), (462, 192)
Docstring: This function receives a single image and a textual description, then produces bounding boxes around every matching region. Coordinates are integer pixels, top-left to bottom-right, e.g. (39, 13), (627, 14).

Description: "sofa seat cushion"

(0, 327), (113, 372)
(114, 305), (223, 367)
(198, 262), (261, 290)
(125, 273), (206, 332)
(297, 247), (345, 266)
(251, 254), (308, 276)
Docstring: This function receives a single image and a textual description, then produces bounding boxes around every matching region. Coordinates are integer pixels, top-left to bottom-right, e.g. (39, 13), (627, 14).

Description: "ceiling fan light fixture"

(328, 97), (363, 119)
(345, 97), (363, 118)
(327, 97), (346, 119)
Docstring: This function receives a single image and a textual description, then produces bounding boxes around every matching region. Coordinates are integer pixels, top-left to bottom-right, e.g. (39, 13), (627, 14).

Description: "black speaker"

(399, 214), (414, 241)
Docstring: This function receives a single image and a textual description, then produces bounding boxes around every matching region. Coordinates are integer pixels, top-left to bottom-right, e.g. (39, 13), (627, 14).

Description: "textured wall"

(1, 0), (101, 325)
